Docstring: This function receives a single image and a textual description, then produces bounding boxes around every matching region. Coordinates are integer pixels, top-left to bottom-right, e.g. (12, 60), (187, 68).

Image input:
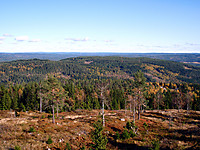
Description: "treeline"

(0, 57), (200, 84)
(0, 76), (199, 112)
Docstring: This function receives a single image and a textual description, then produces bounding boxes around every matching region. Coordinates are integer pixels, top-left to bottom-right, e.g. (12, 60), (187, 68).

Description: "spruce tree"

(91, 120), (108, 150)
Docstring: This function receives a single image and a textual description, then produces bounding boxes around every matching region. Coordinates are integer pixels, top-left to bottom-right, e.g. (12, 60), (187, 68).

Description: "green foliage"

(129, 130), (136, 138)
(119, 121), (137, 140)
(48, 114), (53, 119)
(134, 70), (146, 88)
(0, 78), (199, 112)
(151, 139), (160, 150)
(14, 145), (21, 150)
(79, 145), (86, 150)
(91, 120), (108, 150)
(46, 136), (53, 144)
(0, 56), (199, 112)
(65, 142), (71, 150)
(126, 121), (132, 130)
(29, 126), (36, 132)
(126, 121), (137, 130)
(42, 75), (67, 123)
(115, 131), (120, 140)
(19, 103), (26, 112)
(121, 128), (130, 140)
(143, 122), (148, 129)
(0, 56), (199, 84)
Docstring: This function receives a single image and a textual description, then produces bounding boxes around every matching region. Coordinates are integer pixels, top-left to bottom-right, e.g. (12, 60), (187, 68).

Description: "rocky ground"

(0, 109), (199, 150)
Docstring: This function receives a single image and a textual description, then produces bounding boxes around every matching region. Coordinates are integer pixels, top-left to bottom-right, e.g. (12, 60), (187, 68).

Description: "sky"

(0, 0), (200, 53)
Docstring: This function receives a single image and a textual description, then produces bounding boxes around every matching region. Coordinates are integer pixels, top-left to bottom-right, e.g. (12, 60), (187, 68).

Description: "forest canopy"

(0, 56), (199, 113)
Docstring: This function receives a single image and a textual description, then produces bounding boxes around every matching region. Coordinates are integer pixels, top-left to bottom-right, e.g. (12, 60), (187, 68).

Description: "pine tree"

(42, 75), (67, 124)
(134, 70), (146, 120)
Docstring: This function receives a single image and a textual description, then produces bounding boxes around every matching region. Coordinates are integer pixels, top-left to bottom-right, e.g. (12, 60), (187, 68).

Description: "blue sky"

(0, 0), (200, 53)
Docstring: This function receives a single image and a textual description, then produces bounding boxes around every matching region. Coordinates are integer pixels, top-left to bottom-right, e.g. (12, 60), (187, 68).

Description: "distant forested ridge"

(0, 53), (199, 66)
(0, 56), (199, 84)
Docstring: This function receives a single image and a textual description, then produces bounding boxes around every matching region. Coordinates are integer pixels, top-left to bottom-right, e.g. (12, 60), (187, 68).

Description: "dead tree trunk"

(101, 89), (105, 127)
(57, 103), (59, 118)
(186, 92), (191, 114)
(138, 104), (140, 120)
(138, 90), (141, 120)
(102, 100), (105, 127)
(157, 93), (160, 110)
(133, 97), (136, 123)
(97, 82), (109, 127)
(39, 83), (42, 113)
(125, 98), (127, 115)
(52, 104), (55, 124)
(187, 103), (189, 114)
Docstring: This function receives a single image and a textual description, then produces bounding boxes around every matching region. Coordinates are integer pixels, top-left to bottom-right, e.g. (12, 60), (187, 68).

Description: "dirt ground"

(0, 109), (199, 150)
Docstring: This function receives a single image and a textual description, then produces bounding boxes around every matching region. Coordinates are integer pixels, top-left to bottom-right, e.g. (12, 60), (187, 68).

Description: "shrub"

(143, 122), (148, 129)
(14, 145), (21, 150)
(129, 130), (136, 138)
(48, 114), (53, 119)
(121, 128), (130, 140)
(115, 131), (120, 140)
(29, 127), (36, 132)
(126, 121), (132, 130)
(79, 145), (86, 150)
(126, 121), (136, 130)
(151, 139), (160, 150)
(66, 142), (71, 150)
(41, 115), (45, 119)
(46, 136), (53, 144)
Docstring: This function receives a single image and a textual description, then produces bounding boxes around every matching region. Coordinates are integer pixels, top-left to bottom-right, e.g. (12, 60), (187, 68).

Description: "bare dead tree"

(127, 95), (136, 123)
(39, 81), (43, 113)
(96, 81), (110, 127)
(175, 91), (185, 112)
(185, 92), (192, 114)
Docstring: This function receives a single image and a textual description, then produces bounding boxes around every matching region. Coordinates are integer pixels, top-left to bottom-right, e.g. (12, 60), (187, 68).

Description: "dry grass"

(0, 109), (199, 149)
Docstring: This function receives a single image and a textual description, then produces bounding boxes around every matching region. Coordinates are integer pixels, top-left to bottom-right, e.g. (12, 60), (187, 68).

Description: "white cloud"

(3, 33), (13, 37)
(185, 42), (200, 46)
(29, 39), (41, 42)
(0, 37), (5, 40)
(65, 37), (89, 42)
(15, 36), (29, 41)
(104, 40), (113, 43)
(0, 41), (3, 44)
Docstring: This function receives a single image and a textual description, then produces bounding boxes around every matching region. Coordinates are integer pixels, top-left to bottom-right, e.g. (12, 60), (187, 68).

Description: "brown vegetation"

(0, 109), (199, 149)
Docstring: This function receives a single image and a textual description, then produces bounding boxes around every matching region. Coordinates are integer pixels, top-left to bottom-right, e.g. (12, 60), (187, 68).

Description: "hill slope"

(0, 109), (199, 149)
(0, 57), (199, 84)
